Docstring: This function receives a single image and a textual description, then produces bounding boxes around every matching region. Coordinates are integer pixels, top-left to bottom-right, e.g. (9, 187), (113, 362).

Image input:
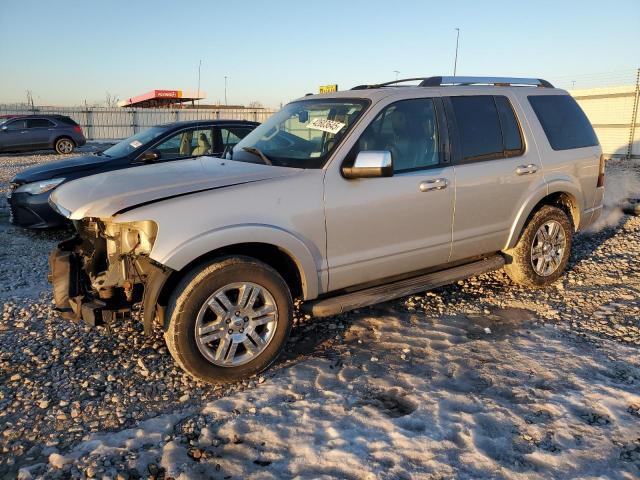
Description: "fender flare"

(504, 181), (583, 250)
(151, 223), (321, 300)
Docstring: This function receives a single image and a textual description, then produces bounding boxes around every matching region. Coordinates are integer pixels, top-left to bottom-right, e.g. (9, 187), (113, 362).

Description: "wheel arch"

(505, 186), (581, 250)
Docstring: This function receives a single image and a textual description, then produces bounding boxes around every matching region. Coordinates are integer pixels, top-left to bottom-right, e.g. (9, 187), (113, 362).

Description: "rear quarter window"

(528, 95), (598, 150)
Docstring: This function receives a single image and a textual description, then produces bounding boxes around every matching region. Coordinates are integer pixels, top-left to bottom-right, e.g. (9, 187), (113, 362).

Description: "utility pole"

(453, 28), (460, 77)
(224, 76), (228, 106)
(197, 60), (202, 107)
(393, 70), (400, 81)
(627, 67), (640, 160)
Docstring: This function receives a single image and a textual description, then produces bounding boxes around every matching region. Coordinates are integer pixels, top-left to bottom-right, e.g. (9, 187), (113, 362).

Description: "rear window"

(528, 95), (598, 150)
(450, 96), (503, 162)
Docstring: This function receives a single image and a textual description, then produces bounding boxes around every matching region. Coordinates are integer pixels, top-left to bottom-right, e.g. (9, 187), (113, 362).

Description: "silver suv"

(48, 76), (605, 383)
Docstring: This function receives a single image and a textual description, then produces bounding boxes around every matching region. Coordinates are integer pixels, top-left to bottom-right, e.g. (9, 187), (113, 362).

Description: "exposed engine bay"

(48, 218), (170, 332)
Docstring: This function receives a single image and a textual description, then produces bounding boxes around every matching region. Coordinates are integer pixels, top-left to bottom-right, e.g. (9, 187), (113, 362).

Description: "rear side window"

(528, 95), (598, 150)
(450, 96), (503, 162)
(27, 119), (55, 128)
(495, 96), (523, 155)
(55, 116), (79, 126)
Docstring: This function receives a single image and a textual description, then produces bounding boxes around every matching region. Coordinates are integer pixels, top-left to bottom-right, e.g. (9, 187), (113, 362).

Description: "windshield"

(232, 99), (368, 168)
(102, 126), (169, 158)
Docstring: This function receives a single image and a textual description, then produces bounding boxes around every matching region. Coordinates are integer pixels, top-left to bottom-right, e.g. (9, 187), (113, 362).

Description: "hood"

(13, 154), (111, 183)
(49, 157), (300, 220)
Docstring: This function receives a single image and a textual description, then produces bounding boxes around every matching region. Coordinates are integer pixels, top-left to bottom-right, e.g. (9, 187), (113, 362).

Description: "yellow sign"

(319, 84), (338, 94)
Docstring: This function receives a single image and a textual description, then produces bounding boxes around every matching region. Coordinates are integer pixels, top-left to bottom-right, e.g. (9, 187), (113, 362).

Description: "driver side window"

(357, 98), (440, 173)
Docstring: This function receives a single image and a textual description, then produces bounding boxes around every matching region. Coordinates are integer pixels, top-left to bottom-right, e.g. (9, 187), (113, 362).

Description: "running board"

(305, 255), (505, 318)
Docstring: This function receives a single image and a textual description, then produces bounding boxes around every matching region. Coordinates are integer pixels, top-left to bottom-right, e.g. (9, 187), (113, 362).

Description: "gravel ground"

(0, 153), (639, 479)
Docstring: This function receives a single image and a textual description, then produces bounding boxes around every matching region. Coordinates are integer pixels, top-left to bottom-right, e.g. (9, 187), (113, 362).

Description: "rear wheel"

(55, 137), (75, 154)
(503, 205), (573, 288)
(164, 256), (293, 384)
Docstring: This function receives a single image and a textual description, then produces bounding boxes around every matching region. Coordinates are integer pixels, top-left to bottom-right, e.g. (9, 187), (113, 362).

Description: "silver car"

(48, 76), (605, 383)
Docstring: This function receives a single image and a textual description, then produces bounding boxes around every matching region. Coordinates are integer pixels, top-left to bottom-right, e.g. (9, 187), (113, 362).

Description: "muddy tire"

(164, 256), (293, 384)
(503, 205), (573, 288)
(55, 137), (75, 154)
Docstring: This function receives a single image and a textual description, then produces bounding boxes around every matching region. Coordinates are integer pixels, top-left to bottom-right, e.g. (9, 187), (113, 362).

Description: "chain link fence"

(0, 105), (277, 140)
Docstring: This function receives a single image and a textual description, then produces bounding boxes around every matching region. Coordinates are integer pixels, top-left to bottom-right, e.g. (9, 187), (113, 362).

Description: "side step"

(305, 255), (505, 318)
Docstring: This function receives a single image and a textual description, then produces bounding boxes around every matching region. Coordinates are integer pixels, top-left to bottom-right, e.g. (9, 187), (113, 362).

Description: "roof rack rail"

(351, 78), (431, 90)
(418, 76), (554, 88)
(351, 76), (554, 90)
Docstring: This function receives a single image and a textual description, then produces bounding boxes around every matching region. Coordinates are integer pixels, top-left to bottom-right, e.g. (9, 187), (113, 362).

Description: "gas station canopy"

(118, 90), (206, 108)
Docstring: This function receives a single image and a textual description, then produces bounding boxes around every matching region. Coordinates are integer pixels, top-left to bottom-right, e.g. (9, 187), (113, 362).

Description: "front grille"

(9, 204), (41, 226)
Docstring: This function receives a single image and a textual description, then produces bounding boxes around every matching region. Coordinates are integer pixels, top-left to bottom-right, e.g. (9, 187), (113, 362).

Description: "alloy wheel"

(194, 282), (278, 367)
(530, 220), (566, 276)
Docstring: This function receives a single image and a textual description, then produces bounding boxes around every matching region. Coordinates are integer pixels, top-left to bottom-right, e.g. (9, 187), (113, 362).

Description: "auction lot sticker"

(129, 140), (143, 149)
(307, 118), (345, 135)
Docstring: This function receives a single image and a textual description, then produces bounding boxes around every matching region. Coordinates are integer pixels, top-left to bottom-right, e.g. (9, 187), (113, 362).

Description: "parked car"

(48, 76), (604, 384)
(0, 114), (86, 154)
(8, 119), (259, 228)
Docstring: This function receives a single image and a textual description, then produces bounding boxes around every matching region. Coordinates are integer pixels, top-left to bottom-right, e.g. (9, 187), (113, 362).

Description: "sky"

(0, 0), (638, 108)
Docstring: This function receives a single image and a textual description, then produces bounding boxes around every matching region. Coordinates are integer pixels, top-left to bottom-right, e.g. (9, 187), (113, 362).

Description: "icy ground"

(0, 153), (639, 479)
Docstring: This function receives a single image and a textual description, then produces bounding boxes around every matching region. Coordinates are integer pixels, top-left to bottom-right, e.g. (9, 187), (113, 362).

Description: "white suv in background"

(48, 76), (604, 383)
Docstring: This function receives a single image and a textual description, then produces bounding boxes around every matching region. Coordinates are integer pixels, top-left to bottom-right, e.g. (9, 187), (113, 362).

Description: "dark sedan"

(8, 119), (259, 228)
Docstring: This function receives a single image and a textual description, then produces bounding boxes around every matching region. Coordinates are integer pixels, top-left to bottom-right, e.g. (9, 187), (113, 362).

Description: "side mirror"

(138, 150), (160, 163)
(342, 151), (393, 179)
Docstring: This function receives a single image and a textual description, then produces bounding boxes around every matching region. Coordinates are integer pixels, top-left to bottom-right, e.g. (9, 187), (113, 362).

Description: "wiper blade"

(242, 146), (272, 166)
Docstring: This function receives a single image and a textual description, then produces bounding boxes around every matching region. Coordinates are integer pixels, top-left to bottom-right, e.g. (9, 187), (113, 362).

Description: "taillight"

(597, 154), (605, 188)
(73, 125), (83, 135)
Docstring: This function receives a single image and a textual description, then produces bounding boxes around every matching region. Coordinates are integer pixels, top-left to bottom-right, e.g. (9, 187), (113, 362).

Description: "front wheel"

(55, 137), (75, 154)
(503, 205), (573, 288)
(164, 256), (293, 384)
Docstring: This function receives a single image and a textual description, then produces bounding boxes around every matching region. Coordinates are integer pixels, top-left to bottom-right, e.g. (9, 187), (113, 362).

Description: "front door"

(324, 97), (455, 291)
(1, 119), (28, 150)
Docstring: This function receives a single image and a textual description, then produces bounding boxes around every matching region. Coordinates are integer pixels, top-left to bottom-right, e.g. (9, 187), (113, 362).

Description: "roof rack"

(351, 76), (553, 90)
(419, 76), (554, 88)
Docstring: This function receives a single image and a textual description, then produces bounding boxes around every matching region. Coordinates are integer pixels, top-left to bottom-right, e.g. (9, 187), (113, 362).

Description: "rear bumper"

(8, 190), (68, 228)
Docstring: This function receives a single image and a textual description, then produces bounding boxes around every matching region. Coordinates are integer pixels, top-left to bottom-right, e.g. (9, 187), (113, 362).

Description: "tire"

(55, 137), (75, 154)
(164, 256), (293, 384)
(503, 205), (573, 288)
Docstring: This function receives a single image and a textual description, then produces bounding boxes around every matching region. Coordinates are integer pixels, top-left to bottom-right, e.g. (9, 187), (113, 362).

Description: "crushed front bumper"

(48, 237), (172, 333)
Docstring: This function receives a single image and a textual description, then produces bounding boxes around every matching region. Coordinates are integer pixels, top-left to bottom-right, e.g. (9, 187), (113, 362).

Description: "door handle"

(419, 178), (449, 192)
(515, 164), (538, 175)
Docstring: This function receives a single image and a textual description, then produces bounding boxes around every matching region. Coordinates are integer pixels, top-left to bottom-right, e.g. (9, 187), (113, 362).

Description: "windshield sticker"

(307, 118), (346, 135)
(129, 140), (143, 149)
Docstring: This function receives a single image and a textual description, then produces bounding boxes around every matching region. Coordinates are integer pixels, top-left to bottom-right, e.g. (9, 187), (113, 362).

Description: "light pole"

(224, 76), (228, 106)
(393, 70), (400, 81)
(453, 28), (460, 77)
(197, 60), (202, 106)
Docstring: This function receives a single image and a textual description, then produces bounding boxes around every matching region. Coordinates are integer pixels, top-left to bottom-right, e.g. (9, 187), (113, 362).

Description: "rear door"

(446, 94), (545, 261)
(324, 96), (455, 291)
(26, 118), (55, 148)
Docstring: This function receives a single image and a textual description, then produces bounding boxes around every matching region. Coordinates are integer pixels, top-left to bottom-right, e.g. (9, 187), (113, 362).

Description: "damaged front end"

(48, 218), (171, 334)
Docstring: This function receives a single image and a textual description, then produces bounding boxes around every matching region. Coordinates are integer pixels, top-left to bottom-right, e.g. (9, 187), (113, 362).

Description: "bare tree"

(247, 100), (263, 109)
(104, 92), (120, 107)
(25, 90), (35, 112)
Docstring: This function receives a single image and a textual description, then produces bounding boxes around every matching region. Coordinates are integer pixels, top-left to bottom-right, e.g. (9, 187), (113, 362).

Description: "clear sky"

(1, 0), (638, 107)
